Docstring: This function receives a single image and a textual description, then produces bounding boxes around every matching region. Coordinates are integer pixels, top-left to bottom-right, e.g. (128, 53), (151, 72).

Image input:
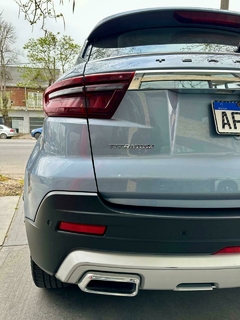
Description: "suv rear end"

(24, 7), (240, 296)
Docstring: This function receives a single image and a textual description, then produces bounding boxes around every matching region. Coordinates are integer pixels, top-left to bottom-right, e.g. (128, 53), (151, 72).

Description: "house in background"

(0, 66), (59, 133)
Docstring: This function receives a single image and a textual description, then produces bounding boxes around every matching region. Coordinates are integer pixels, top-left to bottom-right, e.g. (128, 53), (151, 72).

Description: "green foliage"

(0, 175), (9, 182)
(17, 66), (54, 89)
(23, 31), (80, 85)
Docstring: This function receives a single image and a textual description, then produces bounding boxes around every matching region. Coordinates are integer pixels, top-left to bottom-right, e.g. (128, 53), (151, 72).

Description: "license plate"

(212, 100), (240, 135)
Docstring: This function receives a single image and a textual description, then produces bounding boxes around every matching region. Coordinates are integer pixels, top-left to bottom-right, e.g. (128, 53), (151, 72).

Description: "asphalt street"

(0, 139), (36, 177)
(2, 138), (240, 319)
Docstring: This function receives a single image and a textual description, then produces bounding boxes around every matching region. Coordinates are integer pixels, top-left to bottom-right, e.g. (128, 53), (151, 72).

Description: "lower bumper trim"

(55, 250), (240, 291)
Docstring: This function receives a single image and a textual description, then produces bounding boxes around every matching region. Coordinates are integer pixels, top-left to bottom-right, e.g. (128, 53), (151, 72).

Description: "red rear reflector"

(214, 246), (240, 254)
(174, 11), (240, 28)
(44, 72), (134, 119)
(58, 222), (107, 235)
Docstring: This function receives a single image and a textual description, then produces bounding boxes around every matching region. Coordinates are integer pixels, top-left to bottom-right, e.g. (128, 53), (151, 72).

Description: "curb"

(0, 195), (21, 246)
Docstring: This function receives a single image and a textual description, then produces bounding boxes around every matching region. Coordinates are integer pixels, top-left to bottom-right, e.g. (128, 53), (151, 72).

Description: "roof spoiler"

(87, 7), (240, 42)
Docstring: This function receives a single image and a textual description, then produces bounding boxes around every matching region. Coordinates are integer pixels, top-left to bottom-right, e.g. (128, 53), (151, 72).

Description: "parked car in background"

(31, 127), (43, 140)
(24, 7), (240, 296)
(0, 124), (17, 139)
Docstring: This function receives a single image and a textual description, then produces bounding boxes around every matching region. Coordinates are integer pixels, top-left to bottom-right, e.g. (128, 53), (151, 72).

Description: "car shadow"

(42, 285), (240, 320)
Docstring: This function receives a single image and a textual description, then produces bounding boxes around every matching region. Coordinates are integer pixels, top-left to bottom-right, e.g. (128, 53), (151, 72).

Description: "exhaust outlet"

(78, 272), (140, 297)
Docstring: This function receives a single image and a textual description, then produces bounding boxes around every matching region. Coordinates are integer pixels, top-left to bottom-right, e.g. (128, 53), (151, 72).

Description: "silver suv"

(24, 7), (240, 296)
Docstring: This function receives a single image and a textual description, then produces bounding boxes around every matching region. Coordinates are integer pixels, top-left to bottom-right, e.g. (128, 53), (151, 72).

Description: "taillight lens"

(58, 222), (107, 235)
(214, 246), (240, 254)
(44, 72), (134, 118)
(10, 129), (14, 132)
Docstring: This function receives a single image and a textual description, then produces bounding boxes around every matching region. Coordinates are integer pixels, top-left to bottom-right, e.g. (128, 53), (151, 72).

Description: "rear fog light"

(58, 222), (107, 235)
(214, 246), (240, 254)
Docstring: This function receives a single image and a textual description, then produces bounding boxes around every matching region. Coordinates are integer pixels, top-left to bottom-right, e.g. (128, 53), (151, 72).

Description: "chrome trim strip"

(129, 69), (240, 90)
(49, 86), (83, 99)
(85, 83), (125, 91)
(175, 283), (216, 291)
(134, 69), (240, 74)
(45, 191), (97, 198)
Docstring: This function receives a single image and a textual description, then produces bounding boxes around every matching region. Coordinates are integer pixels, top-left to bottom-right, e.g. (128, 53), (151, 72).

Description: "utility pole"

(220, 0), (229, 9)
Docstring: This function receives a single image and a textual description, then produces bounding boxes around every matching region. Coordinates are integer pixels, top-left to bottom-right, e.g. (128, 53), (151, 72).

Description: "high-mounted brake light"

(44, 72), (134, 119)
(214, 246), (240, 254)
(58, 222), (107, 235)
(174, 11), (240, 29)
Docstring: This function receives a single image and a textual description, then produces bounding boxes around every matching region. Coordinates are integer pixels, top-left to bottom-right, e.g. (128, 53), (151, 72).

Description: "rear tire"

(31, 257), (68, 289)
(0, 133), (7, 139)
(34, 132), (41, 140)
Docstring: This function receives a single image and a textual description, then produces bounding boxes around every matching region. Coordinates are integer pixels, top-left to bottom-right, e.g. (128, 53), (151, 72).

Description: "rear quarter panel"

(24, 117), (97, 220)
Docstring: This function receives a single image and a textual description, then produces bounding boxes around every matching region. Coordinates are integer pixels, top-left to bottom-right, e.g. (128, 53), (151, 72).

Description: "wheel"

(31, 257), (68, 289)
(217, 180), (238, 193)
(0, 133), (7, 139)
(34, 132), (41, 140)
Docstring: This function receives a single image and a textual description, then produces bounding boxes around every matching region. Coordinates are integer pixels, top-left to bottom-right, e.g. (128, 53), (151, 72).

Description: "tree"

(220, 0), (229, 9)
(14, 0), (76, 33)
(17, 66), (55, 90)
(20, 31), (80, 87)
(0, 14), (18, 126)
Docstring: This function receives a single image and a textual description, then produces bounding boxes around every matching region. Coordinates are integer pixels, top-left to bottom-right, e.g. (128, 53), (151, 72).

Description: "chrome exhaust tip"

(78, 272), (140, 297)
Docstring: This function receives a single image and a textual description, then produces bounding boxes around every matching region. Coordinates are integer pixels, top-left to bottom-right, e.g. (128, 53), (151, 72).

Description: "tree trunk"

(1, 93), (11, 127)
(220, 0), (229, 9)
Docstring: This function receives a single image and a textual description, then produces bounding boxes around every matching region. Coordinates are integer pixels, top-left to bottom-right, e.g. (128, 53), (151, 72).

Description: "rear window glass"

(89, 28), (239, 60)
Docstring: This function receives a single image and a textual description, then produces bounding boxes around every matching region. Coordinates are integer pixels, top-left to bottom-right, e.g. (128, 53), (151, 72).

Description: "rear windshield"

(89, 27), (239, 60)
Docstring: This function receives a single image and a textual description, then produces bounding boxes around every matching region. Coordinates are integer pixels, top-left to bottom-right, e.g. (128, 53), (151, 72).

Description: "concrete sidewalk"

(0, 196), (21, 246)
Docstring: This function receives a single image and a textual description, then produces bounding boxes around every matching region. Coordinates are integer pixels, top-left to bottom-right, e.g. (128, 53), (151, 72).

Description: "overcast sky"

(2, 0), (240, 63)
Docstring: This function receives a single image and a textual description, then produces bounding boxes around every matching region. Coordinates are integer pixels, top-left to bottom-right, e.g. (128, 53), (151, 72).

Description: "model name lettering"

(109, 144), (155, 149)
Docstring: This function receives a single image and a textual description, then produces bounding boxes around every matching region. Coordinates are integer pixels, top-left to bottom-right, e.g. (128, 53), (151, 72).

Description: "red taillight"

(9, 129), (14, 132)
(58, 222), (107, 235)
(214, 246), (240, 254)
(44, 72), (134, 118)
(174, 11), (240, 28)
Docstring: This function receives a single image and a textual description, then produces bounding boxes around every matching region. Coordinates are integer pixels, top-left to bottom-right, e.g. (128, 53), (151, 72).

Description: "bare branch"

(14, 0), (75, 32)
(0, 15), (18, 125)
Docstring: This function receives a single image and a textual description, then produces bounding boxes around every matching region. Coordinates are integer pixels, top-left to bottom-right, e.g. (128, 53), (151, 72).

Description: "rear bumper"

(56, 250), (240, 290)
(25, 191), (240, 276)
(7, 132), (17, 137)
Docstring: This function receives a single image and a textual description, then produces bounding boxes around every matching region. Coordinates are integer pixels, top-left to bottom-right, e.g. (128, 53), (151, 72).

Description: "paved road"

(0, 139), (36, 177)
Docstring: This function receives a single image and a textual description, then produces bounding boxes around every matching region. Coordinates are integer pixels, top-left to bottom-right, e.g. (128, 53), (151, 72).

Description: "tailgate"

(88, 70), (240, 207)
